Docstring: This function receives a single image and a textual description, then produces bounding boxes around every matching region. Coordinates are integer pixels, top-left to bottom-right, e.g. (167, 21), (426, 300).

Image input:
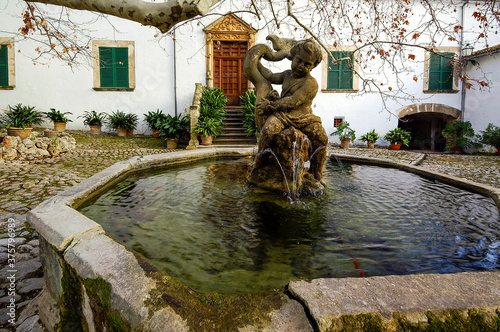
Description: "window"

(334, 117), (344, 127)
(0, 38), (15, 89)
(321, 46), (358, 92)
(92, 40), (135, 90)
(428, 52), (454, 91)
(423, 47), (459, 93)
(327, 51), (353, 90)
(99, 47), (129, 88)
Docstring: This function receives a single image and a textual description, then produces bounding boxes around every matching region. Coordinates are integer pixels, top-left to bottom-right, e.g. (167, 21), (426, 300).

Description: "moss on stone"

(395, 309), (500, 332)
(145, 271), (284, 331)
(56, 262), (85, 332)
(84, 277), (130, 332)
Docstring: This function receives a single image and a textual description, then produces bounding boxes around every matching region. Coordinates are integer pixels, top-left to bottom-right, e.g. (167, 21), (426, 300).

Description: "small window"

(0, 44), (8, 86)
(92, 40), (134, 91)
(327, 51), (353, 90)
(334, 117), (344, 127)
(428, 52), (454, 91)
(99, 47), (129, 88)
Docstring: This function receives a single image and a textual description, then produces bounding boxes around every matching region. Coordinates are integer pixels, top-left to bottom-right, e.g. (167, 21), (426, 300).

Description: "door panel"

(213, 41), (248, 106)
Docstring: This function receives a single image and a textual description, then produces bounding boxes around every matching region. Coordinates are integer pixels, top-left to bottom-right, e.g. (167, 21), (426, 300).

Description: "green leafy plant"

(144, 109), (167, 131)
(193, 117), (224, 137)
(240, 90), (258, 137)
(194, 87), (227, 138)
(0, 104), (43, 129)
(158, 113), (190, 139)
(384, 128), (411, 146)
(106, 110), (127, 129)
(123, 113), (138, 130)
(360, 129), (380, 143)
(442, 121), (480, 152)
(45, 108), (73, 123)
(478, 123), (500, 148)
(79, 110), (108, 127)
(330, 121), (356, 141)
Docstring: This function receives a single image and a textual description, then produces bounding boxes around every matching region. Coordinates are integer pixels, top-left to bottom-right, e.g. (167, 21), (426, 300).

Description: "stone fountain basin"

(27, 148), (500, 331)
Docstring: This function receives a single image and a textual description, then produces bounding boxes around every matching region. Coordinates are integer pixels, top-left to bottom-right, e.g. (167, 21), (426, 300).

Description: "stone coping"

(26, 148), (500, 331)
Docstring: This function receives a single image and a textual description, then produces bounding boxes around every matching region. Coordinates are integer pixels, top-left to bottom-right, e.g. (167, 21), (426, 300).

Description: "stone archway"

(204, 14), (257, 105)
(397, 103), (461, 151)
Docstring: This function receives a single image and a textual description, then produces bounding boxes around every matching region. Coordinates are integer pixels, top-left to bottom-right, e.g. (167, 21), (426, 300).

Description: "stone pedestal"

(247, 127), (324, 196)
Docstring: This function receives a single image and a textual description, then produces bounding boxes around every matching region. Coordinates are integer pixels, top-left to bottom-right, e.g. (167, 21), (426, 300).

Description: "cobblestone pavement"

(0, 133), (499, 331)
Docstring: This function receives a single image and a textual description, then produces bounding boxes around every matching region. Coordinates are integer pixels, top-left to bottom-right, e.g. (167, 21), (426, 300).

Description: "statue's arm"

(258, 63), (285, 85)
(269, 77), (318, 112)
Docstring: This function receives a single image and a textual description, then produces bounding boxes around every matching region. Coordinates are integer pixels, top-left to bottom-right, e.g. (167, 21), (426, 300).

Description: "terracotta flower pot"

(44, 129), (59, 138)
(340, 139), (350, 149)
(367, 142), (375, 149)
(89, 125), (101, 135)
(53, 122), (66, 132)
(117, 127), (127, 137)
(201, 135), (213, 146)
(497, 147), (500, 155)
(127, 129), (134, 136)
(7, 127), (32, 140)
(152, 130), (160, 138)
(390, 143), (402, 150)
(166, 138), (179, 149)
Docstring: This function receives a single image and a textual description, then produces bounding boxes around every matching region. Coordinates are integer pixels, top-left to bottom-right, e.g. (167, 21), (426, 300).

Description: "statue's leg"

(254, 115), (285, 169)
(303, 123), (328, 183)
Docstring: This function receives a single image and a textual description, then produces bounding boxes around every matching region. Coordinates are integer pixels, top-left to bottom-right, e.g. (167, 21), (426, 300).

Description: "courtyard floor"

(0, 130), (499, 331)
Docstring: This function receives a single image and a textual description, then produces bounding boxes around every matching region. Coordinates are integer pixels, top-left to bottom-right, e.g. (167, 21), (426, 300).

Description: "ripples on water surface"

(78, 158), (500, 293)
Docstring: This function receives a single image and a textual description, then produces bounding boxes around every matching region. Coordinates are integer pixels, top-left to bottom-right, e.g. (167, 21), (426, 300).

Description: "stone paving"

(0, 132), (499, 331)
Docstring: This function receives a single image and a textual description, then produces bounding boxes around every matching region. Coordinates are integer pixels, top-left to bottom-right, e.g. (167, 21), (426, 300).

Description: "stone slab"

(288, 272), (500, 331)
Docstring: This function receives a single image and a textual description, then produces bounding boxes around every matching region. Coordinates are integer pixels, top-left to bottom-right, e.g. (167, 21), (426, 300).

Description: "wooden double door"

(213, 41), (248, 106)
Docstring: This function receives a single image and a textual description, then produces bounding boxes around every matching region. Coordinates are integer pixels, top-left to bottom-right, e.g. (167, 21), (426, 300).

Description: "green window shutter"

(99, 47), (129, 88)
(114, 47), (129, 88)
(429, 52), (454, 91)
(0, 44), (8, 87)
(327, 51), (353, 90)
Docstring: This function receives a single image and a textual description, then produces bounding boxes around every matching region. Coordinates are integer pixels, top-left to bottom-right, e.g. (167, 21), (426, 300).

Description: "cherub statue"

(243, 36), (328, 194)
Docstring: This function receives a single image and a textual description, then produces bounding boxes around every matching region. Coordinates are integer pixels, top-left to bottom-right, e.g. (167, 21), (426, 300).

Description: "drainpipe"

(459, 0), (469, 121)
(174, 29), (178, 116)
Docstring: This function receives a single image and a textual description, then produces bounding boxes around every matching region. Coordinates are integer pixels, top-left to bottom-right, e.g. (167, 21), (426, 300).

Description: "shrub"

(384, 128), (411, 146)
(330, 121), (356, 141)
(0, 104), (43, 129)
(45, 108), (73, 123)
(240, 90), (258, 137)
(442, 121), (480, 152)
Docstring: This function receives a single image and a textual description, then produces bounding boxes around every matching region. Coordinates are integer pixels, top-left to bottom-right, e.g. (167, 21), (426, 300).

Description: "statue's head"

(290, 39), (323, 68)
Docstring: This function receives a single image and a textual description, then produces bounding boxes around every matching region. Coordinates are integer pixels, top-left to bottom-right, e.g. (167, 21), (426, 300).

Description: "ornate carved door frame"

(204, 14), (257, 104)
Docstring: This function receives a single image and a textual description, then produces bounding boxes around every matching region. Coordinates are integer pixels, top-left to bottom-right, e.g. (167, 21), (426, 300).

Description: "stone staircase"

(213, 106), (257, 146)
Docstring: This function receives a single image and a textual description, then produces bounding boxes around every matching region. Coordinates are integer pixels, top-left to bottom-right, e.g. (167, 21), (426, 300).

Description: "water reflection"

(78, 158), (500, 293)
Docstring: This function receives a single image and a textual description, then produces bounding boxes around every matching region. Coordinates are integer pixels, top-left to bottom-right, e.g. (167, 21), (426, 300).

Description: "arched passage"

(397, 104), (461, 151)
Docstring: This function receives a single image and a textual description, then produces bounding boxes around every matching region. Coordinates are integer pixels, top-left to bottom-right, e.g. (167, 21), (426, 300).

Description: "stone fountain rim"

(27, 147), (500, 330)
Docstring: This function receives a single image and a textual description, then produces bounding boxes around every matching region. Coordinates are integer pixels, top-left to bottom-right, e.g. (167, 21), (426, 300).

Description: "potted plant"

(158, 113), (190, 149)
(330, 121), (356, 149)
(240, 90), (258, 138)
(442, 121), (480, 154)
(194, 87), (227, 145)
(123, 113), (138, 136)
(144, 109), (167, 138)
(478, 123), (500, 155)
(45, 108), (73, 132)
(0, 104), (43, 139)
(360, 129), (380, 149)
(384, 128), (411, 150)
(79, 110), (107, 135)
(107, 110), (128, 137)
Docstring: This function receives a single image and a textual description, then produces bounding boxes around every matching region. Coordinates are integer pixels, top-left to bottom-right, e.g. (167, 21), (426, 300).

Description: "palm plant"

(0, 104), (43, 129)
(79, 110), (108, 127)
(45, 108), (73, 123)
(144, 109), (167, 131)
(240, 90), (258, 137)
